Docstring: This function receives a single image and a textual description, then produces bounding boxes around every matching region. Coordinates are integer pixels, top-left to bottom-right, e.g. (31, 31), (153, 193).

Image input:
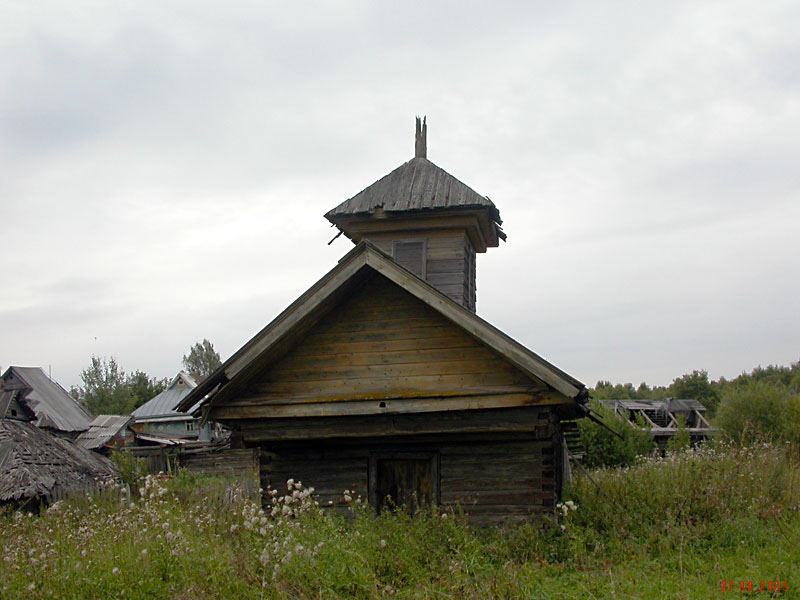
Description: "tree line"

(71, 339), (222, 416)
(583, 359), (800, 467)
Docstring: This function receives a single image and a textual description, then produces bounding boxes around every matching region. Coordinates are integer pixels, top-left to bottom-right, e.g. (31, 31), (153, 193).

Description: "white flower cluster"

(264, 480), (318, 520)
(241, 501), (270, 536)
(556, 500), (578, 517)
(138, 474), (169, 501)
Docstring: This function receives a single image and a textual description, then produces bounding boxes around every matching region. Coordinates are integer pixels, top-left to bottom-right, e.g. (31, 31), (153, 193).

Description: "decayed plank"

(212, 392), (560, 420)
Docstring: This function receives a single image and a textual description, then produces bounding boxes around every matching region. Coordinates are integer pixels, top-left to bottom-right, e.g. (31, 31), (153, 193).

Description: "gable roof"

(178, 242), (585, 415)
(2, 367), (92, 432)
(132, 371), (198, 421)
(325, 157), (505, 240)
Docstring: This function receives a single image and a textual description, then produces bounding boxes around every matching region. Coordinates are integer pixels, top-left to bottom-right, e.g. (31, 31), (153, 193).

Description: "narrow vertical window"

(392, 240), (426, 279)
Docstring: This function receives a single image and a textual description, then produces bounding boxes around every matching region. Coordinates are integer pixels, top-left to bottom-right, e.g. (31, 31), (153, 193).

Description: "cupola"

(325, 117), (505, 312)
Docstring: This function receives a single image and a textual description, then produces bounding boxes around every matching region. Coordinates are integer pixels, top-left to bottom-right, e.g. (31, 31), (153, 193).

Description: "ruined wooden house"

(602, 398), (714, 447)
(179, 119), (587, 524)
(1, 366), (92, 440)
(0, 417), (116, 510)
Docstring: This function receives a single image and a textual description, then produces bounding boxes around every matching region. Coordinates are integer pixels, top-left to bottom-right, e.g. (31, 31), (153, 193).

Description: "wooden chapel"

(179, 118), (587, 524)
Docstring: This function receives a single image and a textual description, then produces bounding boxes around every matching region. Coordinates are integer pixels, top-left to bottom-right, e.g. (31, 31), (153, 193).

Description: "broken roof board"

(75, 415), (132, 451)
(2, 367), (92, 432)
(179, 242), (585, 416)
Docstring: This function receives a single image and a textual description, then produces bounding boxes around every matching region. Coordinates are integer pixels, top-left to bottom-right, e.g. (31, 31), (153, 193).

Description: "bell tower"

(325, 117), (505, 313)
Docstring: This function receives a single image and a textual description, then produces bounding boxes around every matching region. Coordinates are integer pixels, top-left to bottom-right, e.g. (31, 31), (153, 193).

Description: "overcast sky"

(2, 1), (798, 392)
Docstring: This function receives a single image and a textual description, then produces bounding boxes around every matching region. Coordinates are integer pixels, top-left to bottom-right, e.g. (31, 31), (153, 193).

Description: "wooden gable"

(209, 274), (565, 421)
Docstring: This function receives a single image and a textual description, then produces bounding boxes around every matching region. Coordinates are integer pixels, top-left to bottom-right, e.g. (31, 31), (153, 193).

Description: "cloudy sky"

(1, 1), (798, 392)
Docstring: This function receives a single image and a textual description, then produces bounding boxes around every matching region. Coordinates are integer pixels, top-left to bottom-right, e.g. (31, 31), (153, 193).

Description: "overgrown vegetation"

(2, 441), (797, 599)
(576, 400), (655, 468)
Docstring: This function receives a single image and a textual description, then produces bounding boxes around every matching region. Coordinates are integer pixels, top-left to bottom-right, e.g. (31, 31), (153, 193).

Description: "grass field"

(1, 441), (797, 599)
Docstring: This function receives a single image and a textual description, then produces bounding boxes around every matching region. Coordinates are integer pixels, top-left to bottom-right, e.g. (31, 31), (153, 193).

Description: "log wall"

(256, 408), (558, 525)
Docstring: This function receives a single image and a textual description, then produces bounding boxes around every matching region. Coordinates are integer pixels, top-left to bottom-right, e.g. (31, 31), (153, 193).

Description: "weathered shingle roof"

(0, 419), (116, 505)
(75, 415), (132, 450)
(325, 157), (504, 235)
(2, 367), (92, 432)
(132, 372), (198, 421)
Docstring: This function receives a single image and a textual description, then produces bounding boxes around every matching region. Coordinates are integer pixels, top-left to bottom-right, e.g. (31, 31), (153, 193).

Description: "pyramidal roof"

(325, 118), (505, 242)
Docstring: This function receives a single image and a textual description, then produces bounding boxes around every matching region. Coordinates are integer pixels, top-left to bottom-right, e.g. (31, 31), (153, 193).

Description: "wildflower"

(112, 567), (120, 575)
(141, 549), (148, 557)
(380, 539), (387, 548)
(287, 478), (295, 488)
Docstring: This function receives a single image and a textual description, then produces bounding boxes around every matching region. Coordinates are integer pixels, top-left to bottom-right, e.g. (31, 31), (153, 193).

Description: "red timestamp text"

(719, 580), (788, 592)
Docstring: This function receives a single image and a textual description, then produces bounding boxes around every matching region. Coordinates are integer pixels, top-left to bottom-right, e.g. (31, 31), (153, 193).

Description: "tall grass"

(2, 442), (798, 599)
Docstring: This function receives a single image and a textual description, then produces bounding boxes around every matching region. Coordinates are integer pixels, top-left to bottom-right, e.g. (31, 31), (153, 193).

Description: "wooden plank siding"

(258, 426), (557, 525)
(211, 276), (549, 420)
(357, 229), (473, 310)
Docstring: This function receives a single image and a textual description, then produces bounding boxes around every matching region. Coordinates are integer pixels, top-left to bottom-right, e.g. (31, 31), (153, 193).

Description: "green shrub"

(715, 380), (800, 444)
(577, 400), (656, 468)
(110, 450), (147, 491)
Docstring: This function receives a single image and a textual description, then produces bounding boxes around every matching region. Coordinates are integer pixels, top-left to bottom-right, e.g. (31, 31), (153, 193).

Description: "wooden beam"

(211, 391), (567, 420)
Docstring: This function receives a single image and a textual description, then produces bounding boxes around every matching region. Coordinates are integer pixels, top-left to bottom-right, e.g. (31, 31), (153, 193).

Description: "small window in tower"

(392, 240), (426, 279)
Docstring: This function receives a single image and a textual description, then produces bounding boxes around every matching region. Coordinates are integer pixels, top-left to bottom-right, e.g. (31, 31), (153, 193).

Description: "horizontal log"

(238, 408), (559, 442)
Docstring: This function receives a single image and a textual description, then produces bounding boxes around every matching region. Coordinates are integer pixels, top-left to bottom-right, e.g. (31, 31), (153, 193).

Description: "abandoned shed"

(1, 366), (92, 440)
(179, 119), (587, 524)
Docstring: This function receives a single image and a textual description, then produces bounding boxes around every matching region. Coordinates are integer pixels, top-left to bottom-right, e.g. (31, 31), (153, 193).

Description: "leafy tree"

(73, 356), (167, 416)
(182, 339), (222, 381)
(669, 369), (720, 415)
(715, 381), (800, 445)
